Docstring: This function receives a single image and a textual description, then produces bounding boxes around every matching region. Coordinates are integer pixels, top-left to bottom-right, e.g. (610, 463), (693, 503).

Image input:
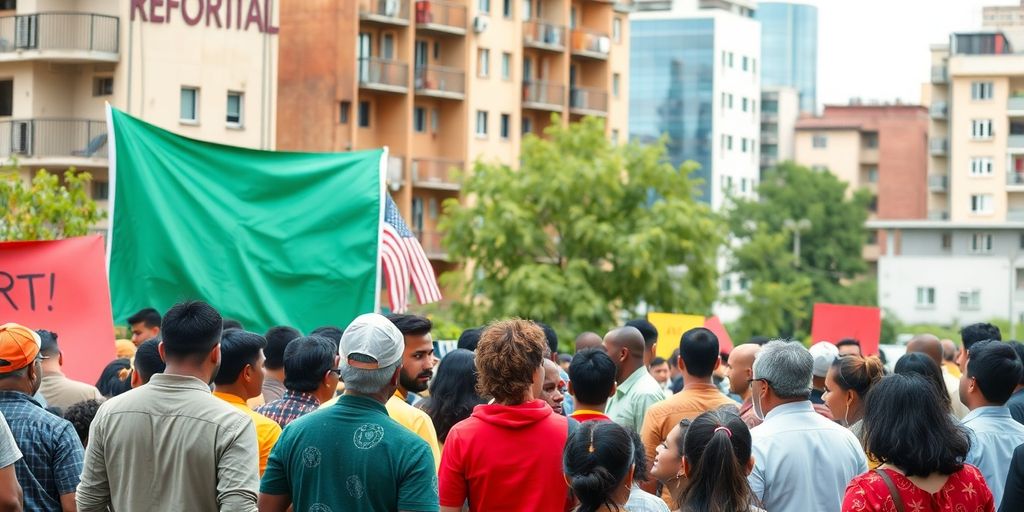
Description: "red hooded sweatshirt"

(439, 399), (569, 511)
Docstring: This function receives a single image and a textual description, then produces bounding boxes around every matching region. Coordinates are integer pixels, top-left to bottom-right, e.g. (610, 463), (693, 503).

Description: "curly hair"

(475, 319), (546, 404)
(64, 399), (102, 447)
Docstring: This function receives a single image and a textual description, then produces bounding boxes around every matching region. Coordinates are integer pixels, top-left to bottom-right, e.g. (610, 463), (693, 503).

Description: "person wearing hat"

(76, 300), (260, 512)
(808, 341), (839, 405)
(0, 323), (85, 511)
(259, 313), (438, 512)
(36, 329), (104, 411)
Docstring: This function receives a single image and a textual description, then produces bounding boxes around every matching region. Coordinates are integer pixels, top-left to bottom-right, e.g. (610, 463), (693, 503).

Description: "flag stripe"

(380, 194), (442, 311)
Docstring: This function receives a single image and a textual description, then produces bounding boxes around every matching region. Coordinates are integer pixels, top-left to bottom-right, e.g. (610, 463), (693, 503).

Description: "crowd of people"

(0, 304), (1023, 511)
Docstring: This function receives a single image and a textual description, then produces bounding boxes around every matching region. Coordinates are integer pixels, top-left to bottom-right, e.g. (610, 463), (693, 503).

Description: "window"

(869, 195), (878, 212)
(179, 87), (199, 122)
(740, 178), (748, 192)
(521, 0), (530, 20)
(959, 290), (981, 311)
(478, 0), (490, 13)
(741, 138), (748, 153)
(867, 166), (879, 183)
(727, 94), (733, 108)
(971, 81), (994, 100)
(339, 101), (351, 124)
(752, 58), (757, 74)
(862, 132), (878, 149)
(971, 119), (993, 139)
(867, 230), (878, 244)
(970, 157), (994, 176)
(811, 165), (828, 172)
(728, 52), (734, 68)
(501, 52), (512, 80)
(742, 56), (749, 71)
(726, 135), (733, 150)
(613, 73), (620, 98)
(1020, 233), (1024, 249)
(916, 287), (935, 308)
(970, 194), (993, 214)
(522, 116), (532, 134)
(0, 1), (15, 9)
(739, 278), (750, 290)
(430, 108), (439, 133)
(742, 97), (749, 112)
(812, 134), (827, 148)
(721, 277), (732, 293)
(478, 48), (490, 78)
(0, 80), (10, 116)
(722, 176), (733, 191)
(611, 129), (619, 144)
(381, 33), (395, 59)
(502, 0), (511, 18)
(91, 180), (109, 201)
(941, 233), (952, 249)
(226, 92), (243, 126)
(414, 107), (427, 132)
(358, 100), (371, 127)
(93, 77), (113, 96)
(500, 113), (510, 139)
(971, 233), (993, 253)
(721, 92), (727, 109)
(476, 110), (488, 137)
(613, 17), (622, 43)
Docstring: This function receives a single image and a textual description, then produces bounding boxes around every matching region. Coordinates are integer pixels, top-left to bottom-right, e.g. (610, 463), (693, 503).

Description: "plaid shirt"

(0, 391), (84, 512)
(256, 391), (320, 427)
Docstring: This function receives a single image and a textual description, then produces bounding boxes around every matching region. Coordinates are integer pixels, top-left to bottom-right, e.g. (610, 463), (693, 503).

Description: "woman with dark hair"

(650, 418), (691, 507)
(563, 421), (635, 512)
(679, 409), (763, 512)
(842, 373), (994, 511)
(95, 358), (132, 398)
(894, 352), (953, 414)
(418, 349), (485, 446)
(823, 355), (885, 436)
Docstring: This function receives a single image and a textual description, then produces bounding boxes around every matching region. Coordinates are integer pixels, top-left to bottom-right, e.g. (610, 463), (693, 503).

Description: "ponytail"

(563, 422), (634, 512)
(833, 355), (885, 398)
(680, 409), (758, 512)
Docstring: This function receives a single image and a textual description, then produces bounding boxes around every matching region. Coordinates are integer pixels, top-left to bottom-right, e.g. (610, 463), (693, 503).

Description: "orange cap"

(0, 323), (41, 373)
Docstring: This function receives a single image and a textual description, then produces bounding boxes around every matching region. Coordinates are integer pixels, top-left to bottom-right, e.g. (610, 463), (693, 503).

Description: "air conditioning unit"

(11, 121), (32, 155)
(597, 36), (611, 54)
(388, 155), (404, 191)
(473, 15), (489, 33)
(383, 0), (400, 17)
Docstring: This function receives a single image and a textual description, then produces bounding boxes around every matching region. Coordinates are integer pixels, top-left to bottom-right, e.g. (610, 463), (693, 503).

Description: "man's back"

(963, 406), (1024, 508)
(385, 395), (441, 471)
(749, 401), (867, 512)
(640, 383), (734, 468)
(39, 373), (104, 411)
(76, 374), (260, 512)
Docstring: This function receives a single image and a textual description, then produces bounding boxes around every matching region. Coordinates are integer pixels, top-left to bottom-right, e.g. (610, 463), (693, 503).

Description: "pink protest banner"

(810, 303), (882, 356)
(703, 316), (735, 354)
(0, 236), (115, 381)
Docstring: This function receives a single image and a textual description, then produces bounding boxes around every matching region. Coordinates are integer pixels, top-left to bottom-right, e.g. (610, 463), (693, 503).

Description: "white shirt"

(942, 367), (970, 418)
(962, 405), (1024, 509)
(749, 401), (867, 512)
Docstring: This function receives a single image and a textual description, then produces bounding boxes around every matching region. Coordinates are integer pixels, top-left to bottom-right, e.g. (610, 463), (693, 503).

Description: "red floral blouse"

(842, 465), (994, 512)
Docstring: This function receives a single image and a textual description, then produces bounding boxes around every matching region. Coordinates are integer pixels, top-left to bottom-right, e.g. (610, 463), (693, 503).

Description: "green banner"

(106, 106), (383, 332)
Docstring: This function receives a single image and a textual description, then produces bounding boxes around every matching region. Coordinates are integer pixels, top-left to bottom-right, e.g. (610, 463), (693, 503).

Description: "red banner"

(0, 236), (115, 382)
(702, 316), (735, 354)
(810, 303), (882, 356)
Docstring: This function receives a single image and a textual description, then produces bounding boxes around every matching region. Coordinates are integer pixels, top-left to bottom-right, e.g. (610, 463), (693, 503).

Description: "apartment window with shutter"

(970, 157), (994, 176)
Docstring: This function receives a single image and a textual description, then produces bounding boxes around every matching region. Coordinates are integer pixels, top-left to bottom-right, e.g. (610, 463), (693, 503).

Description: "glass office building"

(757, 2), (818, 113)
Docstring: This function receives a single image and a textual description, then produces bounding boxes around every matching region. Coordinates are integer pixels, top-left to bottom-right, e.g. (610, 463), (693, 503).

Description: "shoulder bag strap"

(874, 468), (906, 512)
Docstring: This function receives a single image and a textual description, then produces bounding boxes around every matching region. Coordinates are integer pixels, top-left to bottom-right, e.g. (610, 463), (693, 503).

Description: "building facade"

(759, 84), (797, 174)
(277, 0), (630, 272)
(756, 1), (817, 114)
(4, 0), (279, 230)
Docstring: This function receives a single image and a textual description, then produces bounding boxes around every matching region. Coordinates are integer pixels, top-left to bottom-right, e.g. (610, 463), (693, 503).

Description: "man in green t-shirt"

(258, 314), (439, 512)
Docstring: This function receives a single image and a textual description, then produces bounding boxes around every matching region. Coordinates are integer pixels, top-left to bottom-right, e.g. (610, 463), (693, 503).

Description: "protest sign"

(810, 303), (882, 355)
(648, 312), (706, 359)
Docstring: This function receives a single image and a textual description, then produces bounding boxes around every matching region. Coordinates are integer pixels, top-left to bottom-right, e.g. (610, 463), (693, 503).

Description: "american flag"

(381, 194), (442, 312)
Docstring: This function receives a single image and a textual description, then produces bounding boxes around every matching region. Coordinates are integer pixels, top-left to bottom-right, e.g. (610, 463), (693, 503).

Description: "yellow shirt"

(321, 391), (442, 471)
(945, 361), (962, 378)
(213, 391), (282, 475)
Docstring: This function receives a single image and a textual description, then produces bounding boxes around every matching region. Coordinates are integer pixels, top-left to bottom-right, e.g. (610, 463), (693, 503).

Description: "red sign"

(810, 303), (882, 356)
(0, 236), (115, 382)
(702, 316), (735, 354)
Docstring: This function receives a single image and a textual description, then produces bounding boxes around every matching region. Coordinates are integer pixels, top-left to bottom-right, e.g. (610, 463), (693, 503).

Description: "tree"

(0, 167), (104, 241)
(728, 162), (872, 339)
(439, 115), (721, 339)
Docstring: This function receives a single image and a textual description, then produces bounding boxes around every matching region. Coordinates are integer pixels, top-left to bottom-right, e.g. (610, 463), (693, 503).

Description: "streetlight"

(783, 218), (812, 266)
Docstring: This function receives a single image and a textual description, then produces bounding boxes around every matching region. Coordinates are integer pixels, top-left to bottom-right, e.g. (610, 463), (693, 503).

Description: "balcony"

(930, 102), (947, 119)
(415, 66), (465, 99)
(760, 154), (778, 169)
(929, 137), (948, 156)
(360, 0), (411, 25)
(1010, 209), (1024, 222)
(927, 210), (949, 221)
(522, 81), (565, 112)
(760, 131), (778, 144)
(1010, 135), (1024, 152)
(414, 0), (467, 36)
(928, 174), (948, 192)
(570, 86), (609, 116)
(523, 21), (566, 52)
(571, 28), (611, 60)
(930, 65), (948, 84)
(1009, 172), (1024, 190)
(358, 58), (409, 94)
(415, 230), (447, 259)
(0, 12), (119, 63)
(1010, 97), (1024, 116)
(0, 118), (107, 165)
(412, 158), (463, 191)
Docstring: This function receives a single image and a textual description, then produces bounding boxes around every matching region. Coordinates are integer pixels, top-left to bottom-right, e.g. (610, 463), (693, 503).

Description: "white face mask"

(752, 385), (765, 420)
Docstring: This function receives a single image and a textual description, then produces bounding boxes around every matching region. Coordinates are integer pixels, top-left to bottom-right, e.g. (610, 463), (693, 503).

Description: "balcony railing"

(929, 137), (948, 155)
(1009, 172), (1024, 186)
(570, 86), (609, 114)
(1010, 97), (1024, 113)
(930, 102), (947, 119)
(571, 28), (611, 58)
(1010, 209), (1024, 221)
(414, 0), (467, 34)
(928, 174), (948, 191)
(931, 65), (948, 84)
(415, 230), (446, 258)
(412, 158), (463, 189)
(415, 65), (465, 98)
(523, 21), (566, 50)
(523, 81), (564, 110)
(358, 58), (409, 91)
(0, 119), (107, 160)
(359, 0), (410, 23)
(927, 210), (949, 221)
(0, 13), (119, 57)
(1010, 135), (1024, 150)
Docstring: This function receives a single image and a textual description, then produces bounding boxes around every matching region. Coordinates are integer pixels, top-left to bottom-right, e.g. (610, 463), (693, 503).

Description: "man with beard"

(320, 313), (441, 470)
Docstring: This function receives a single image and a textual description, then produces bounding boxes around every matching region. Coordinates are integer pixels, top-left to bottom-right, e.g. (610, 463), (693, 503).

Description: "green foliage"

(0, 167), (104, 241)
(439, 115), (721, 338)
(728, 162), (873, 339)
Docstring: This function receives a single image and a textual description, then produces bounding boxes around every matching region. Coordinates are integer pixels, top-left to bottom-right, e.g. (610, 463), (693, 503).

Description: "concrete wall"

(794, 128), (860, 190)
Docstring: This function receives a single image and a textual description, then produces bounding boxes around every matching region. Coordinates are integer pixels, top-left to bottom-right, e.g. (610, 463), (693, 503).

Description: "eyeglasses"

(747, 377), (771, 386)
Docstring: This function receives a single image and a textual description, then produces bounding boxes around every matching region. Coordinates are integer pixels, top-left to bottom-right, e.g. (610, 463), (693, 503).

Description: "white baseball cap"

(340, 313), (404, 370)
(809, 341), (839, 378)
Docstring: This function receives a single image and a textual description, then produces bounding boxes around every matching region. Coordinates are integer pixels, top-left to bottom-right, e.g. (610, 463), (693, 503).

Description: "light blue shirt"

(963, 405), (1024, 509)
(605, 366), (667, 432)
(626, 483), (670, 512)
(749, 401), (867, 512)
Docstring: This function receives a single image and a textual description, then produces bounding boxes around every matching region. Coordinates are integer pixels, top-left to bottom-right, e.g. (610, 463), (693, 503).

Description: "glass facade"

(757, 2), (818, 113)
(629, 18), (715, 202)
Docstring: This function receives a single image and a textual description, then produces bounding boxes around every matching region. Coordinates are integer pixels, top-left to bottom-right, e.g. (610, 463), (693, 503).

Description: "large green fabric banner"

(106, 106), (383, 332)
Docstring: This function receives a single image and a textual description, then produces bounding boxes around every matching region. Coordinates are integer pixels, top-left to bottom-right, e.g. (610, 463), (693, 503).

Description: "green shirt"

(260, 395), (439, 512)
(605, 366), (667, 432)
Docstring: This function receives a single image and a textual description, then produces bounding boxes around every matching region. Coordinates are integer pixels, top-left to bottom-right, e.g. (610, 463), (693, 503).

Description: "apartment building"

(759, 85), (797, 174)
(4, 0), (279, 230)
(277, 0), (630, 274)
(756, 1), (817, 114)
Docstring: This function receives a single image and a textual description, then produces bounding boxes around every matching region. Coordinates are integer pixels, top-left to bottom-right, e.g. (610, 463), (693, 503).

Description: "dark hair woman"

(823, 355), (885, 436)
(679, 409), (763, 512)
(650, 418), (691, 506)
(563, 421), (635, 512)
(842, 373), (994, 511)
(418, 349), (485, 445)
(894, 352), (952, 414)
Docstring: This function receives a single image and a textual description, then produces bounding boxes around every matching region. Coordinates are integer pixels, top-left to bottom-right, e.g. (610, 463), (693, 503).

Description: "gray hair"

(339, 353), (402, 394)
(752, 340), (813, 399)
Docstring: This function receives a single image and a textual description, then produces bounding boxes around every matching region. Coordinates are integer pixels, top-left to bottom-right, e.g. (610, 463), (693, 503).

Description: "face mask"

(752, 386), (765, 420)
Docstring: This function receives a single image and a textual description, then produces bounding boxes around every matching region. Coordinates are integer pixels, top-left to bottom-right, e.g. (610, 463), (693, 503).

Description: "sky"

(812, 0), (1021, 107)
